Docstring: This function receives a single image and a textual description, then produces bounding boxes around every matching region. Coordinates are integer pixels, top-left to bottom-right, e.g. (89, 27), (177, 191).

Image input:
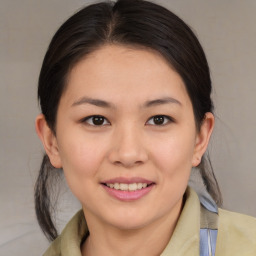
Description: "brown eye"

(153, 116), (165, 125)
(92, 116), (105, 125)
(146, 115), (172, 126)
(83, 115), (110, 126)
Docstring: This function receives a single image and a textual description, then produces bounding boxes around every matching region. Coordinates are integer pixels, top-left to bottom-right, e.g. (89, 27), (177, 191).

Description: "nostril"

(113, 159), (144, 168)
(113, 160), (123, 166)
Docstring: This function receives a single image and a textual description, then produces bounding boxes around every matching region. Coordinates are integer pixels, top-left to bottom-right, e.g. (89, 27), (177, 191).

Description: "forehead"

(63, 44), (191, 107)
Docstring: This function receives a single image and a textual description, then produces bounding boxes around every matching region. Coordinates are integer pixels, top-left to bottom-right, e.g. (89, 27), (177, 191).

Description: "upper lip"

(101, 177), (154, 185)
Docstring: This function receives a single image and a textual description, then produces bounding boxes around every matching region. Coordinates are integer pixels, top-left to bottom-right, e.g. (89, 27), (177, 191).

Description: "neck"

(81, 199), (183, 256)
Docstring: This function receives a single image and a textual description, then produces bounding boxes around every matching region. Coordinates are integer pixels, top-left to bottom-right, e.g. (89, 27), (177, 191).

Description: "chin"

(104, 210), (159, 231)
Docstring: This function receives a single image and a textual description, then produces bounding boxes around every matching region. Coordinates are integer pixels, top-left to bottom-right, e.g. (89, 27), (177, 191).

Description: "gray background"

(0, 0), (256, 255)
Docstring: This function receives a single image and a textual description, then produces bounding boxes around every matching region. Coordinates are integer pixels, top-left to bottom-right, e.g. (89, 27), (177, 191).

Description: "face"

(42, 45), (212, 230)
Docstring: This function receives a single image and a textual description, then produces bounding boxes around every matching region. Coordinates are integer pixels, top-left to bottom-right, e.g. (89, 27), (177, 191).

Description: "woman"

(35, 0), (256, 255)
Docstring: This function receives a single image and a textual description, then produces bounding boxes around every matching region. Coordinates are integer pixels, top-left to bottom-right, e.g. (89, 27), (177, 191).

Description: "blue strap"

(188, 180), (219, 255)
(200, 229), (218, 256)
(199, 190), (218, 256)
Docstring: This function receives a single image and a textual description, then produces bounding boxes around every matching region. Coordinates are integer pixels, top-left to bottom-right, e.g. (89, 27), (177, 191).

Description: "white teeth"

(119, 183), (128, 190)
(128, 183), (137, 191)
(114, 183), (119, 190)
(106, 182), (148, 191)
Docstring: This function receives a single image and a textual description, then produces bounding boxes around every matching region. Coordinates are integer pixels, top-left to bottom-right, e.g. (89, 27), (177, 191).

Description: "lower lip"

(102, 184), (154, 201)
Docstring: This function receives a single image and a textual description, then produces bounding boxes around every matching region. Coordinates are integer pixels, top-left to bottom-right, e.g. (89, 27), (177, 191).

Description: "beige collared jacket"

(43, 188), (256, 256)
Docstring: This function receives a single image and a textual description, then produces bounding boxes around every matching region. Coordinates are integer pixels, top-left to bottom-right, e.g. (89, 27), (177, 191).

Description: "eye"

(146, 115), (173, 126)
(82, 115), (110, 126)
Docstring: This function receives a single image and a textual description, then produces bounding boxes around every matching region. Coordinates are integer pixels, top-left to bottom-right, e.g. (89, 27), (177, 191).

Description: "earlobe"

(35, 114), (62, 168)
(192, 112), (214, 167)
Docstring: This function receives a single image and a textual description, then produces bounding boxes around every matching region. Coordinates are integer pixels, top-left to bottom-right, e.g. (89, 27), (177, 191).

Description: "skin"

(36, 44), (214, 256)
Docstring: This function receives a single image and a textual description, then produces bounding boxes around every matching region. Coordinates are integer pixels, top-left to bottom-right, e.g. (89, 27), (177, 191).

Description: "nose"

(108, 125), (148, 168)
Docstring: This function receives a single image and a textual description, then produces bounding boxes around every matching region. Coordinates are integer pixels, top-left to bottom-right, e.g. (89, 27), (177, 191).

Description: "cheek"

(57, 135), (107, 202)
(152, 132), (195, 171)
(57, 132), (106, 178)
(153, 134), (194, 198)
(149, 129), (196, 198)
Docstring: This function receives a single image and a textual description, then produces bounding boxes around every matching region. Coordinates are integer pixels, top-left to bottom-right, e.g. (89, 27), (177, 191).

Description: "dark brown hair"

(35, 0), (222, 241)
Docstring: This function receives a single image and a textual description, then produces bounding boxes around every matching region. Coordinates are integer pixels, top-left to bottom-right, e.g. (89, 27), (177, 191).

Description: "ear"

(35, 114), (62, 168)
(192, 112), (214, 167)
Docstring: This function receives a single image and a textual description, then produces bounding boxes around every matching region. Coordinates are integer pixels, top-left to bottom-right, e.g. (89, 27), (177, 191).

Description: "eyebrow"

(71, 96), (181, 108)
(143, 97), (182, 107)
(72, 97), (114, 108)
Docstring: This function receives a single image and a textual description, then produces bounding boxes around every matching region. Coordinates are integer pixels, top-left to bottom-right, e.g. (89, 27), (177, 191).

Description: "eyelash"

(146, 115), (174, 126)
(81, 115), (174, 126)
(81, 115), (110, 126)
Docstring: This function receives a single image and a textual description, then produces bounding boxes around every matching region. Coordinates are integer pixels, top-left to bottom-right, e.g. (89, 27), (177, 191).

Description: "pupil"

(154, 116), (164, 125)
(93, 116), (104, 125)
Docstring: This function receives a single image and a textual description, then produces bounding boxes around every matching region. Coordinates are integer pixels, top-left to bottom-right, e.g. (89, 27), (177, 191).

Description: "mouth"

(101, 178), (155, 201)
(102, 182), (154, 192)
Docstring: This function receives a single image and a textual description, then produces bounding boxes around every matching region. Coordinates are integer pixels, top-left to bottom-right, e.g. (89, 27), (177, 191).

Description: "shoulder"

(43, 210), (87, 256)
(218, 208), (256, 238)
(43, 236), (61, 256)
(216, 208), (256, 255)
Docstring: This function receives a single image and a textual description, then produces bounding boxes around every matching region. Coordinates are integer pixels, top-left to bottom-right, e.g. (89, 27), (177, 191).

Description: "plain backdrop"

(0, 0), (256, 255)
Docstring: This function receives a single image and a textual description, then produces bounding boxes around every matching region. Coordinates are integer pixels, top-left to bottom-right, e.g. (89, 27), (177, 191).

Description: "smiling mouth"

(101, 179), (155, 201)
(102, 182), (154, 192)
